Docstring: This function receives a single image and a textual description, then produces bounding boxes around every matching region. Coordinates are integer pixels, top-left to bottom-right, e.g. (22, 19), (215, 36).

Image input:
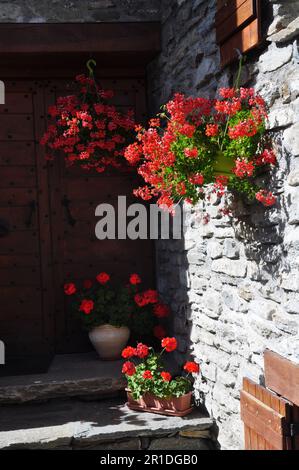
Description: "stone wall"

(0, 0), (160, 22)
(149, 0), (299, 450)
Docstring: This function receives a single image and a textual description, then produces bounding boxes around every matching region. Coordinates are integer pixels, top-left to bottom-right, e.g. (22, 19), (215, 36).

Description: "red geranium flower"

(153, 325), (166, 340)
(79, 299), (94, 315)
(64, 282), (76, 295)
(134, 293), (147, 307)
(121, 346), (136, 359)
(161, 337), (177, 352)
(143, 370), (153, 380)
(96, 272), (110, 285)
(129, 273), (141, 285)
(136, 343), (149, 359)
(184, 361), (200, 374)
(153, 303), (170, 318)
(161, 371), (172, 382)
(122, 361), (136, 376)
(83, 279), (93, 289)
(143, 289), (159, 304)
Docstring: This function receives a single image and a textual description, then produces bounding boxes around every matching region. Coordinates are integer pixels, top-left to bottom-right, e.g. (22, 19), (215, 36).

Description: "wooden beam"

(0, 23), (161, 54)
(264, 349), (299, 407)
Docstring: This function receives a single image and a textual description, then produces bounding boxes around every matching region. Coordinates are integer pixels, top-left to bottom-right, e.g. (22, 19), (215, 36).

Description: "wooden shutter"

(241, 377), (294, 450)
(264, 349), (299, 408)
(216, 0), (262, 67)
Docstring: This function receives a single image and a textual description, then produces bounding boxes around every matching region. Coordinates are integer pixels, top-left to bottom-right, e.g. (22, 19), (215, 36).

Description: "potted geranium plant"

(121, 337), (200, 416)
(124, 86), (277, 213)
(64, 273), (170, 360)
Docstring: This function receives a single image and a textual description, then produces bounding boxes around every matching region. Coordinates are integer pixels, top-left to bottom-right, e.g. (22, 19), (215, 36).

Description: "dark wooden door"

(0, 80), (54, 375)
(0, 76), (155, 372)
(45, 78), (154, 353)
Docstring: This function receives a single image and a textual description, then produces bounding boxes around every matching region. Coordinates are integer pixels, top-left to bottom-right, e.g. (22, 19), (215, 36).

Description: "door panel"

(0, 80), (54, 375)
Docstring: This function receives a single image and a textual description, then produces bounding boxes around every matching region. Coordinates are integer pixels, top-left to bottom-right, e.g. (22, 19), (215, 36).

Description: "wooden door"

(0, 80), (54, 375)
(45, 78), (155, 353)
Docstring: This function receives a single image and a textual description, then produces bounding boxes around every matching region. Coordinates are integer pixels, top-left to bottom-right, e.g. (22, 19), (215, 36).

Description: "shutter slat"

(216, 0), (256, 45)
(216, 0), (262, 67)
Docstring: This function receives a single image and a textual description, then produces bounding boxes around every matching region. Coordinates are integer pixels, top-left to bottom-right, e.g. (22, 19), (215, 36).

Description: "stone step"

(0, 353), (125, 405)
(0, 397), (218, 450)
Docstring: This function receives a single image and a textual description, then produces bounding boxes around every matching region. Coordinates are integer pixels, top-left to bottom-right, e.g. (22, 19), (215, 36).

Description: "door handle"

(61, 195), (76, 226)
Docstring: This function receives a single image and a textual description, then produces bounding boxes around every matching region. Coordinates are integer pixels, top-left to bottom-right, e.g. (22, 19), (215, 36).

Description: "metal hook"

(86, 59), (96, 76)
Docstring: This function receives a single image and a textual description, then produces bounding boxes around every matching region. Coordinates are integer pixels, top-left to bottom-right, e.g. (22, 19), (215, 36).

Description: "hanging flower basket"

(124, 85), (277, 212)
(40, 61), (136, 173)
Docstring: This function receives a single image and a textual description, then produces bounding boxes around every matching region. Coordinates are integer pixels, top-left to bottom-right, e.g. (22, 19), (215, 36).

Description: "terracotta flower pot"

(213, 151), (234, 177)
(126, 390), (193, 416)
(89, 324), (130, 360)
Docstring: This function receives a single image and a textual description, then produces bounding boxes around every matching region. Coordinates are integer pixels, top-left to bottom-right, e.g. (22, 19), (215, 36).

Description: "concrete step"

(0, 353), (125, 405)
(0, 397), (218, 450)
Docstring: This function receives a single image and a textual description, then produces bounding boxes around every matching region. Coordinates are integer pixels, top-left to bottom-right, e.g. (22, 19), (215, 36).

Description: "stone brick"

(211, 259), (247, 278)
(259, 43), (293, 73)
(207, 241), (223, 259)
(223, 239), (240, 259)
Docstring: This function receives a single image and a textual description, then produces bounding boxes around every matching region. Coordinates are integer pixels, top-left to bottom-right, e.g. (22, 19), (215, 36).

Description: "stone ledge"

(0, 353), (125, 405)
(0, 398), (217, 450)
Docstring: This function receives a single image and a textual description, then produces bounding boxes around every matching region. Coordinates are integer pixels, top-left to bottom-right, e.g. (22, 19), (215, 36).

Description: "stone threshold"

(0, 397), (218, 450)
(0, 353), (125, 405)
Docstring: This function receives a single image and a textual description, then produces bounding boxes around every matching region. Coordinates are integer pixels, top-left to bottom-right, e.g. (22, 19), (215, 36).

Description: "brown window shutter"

(216, 0), (262, 67)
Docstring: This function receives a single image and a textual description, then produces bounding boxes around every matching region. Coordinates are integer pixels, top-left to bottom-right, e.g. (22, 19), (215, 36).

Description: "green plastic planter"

(213, 151), (234, 177)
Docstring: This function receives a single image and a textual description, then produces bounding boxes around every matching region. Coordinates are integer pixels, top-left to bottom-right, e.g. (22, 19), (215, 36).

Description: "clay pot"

(88, 324), (130, 360)
(126, 390), (192, 415)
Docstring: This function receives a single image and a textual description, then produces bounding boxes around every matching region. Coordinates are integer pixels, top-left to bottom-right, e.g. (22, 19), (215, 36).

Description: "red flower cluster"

(233, 159), (255, 178)
(143, 370), (153, 380)
(122, 361), (136, 376)
(183, 361), (200, 374)
(64, 283), (76, 295)
(184, 147), (198, 158)
(122, 346), (136, 359)
(136, 343), (149, 359)
(41, 74), (135, 171)
(255, 190), (276, 207)
(134, 289), (158, 307)
(129, 273), (141, 285)
(161, 371), (172, 382)
(205, 124), (219, 137)
(255, 149), (277, 166)
(161, 337), (177, 352)
(153, 303), (170, 318)
(79, 299), (94, 315)
(96, 272), (110, 285)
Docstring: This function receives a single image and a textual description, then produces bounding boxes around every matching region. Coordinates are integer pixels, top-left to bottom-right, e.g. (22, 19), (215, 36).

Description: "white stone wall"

(149, 0), (299, 450)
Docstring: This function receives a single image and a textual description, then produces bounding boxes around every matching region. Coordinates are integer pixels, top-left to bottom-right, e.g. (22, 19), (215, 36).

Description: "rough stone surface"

(0, 0), (161, 22)
(0, 353), (125, 404)
(0, 398), (216, 450)
(151, 0), (299, 451)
